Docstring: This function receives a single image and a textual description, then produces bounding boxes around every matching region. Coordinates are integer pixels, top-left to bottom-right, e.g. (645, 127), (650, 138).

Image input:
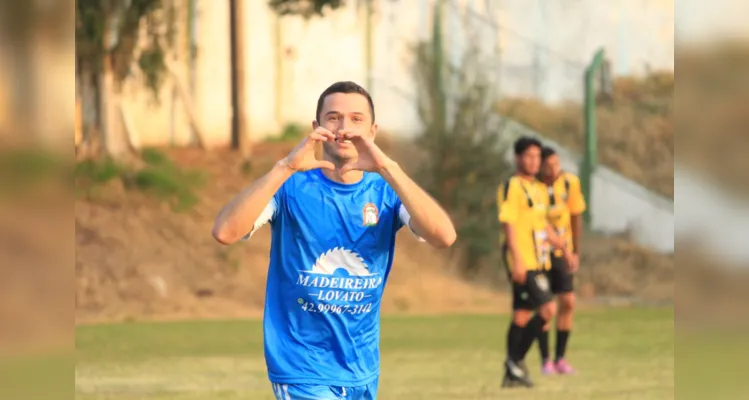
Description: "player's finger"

(314, 127), (336, 141)
(308, 132), (329, 142)
(341, 131), (362, 139)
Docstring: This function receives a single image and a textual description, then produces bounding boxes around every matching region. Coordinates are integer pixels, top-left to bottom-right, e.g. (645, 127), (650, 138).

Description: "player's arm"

(546, 224), (575, 263)
(545, 225), (568, 250)
(211, 160), (294, 245)
(379, 162), (456, 248)
(498, 181), (525, 283)
(212, 128), (335, 244)
(570, 215), (582, 254)
(566, 175), (587, 255)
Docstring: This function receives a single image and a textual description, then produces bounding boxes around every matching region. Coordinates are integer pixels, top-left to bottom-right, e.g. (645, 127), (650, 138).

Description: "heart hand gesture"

(338, 131), (394, 174)
(283, 127), (336, 172)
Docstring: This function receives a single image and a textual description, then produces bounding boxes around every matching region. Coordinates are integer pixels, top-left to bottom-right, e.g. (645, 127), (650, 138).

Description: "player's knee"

(559, 293), (576, 313)
(540, 301), (557, 321)
(513, 310), (533, 326)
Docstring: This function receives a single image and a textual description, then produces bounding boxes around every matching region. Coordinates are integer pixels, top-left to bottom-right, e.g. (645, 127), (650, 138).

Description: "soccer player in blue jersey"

(212, 81), (457, 400)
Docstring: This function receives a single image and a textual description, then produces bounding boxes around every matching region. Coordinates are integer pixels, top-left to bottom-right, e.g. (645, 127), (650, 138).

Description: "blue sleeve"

(268, 179), (288, 228)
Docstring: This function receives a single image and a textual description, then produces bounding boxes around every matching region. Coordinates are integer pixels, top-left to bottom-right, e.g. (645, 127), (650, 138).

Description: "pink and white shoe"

(554, 359), (576, 375)
(541, 360), (556, 375)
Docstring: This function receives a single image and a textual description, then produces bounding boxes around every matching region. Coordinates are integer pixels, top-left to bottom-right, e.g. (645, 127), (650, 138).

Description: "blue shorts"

(270, 378), (379, 400)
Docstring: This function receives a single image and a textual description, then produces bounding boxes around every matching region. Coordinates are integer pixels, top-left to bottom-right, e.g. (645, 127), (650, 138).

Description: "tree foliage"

(76, 0), (177, 96)
(268, 0), (345, 18)
(413, 18), (510, 273)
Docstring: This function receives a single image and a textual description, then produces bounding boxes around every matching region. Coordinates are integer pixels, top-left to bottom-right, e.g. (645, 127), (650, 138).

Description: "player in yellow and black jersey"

(497, 137), (570, 389)
(536, 146), (587, 376)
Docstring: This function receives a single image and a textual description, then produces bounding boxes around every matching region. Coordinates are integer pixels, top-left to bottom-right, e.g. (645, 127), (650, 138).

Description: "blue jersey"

(243, 169), (422, 387)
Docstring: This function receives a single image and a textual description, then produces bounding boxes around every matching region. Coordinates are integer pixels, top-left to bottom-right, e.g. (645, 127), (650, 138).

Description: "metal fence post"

(582, 48), (605, 226)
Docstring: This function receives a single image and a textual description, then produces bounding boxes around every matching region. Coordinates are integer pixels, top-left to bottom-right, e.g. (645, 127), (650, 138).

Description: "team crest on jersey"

(535, 274), (550, 292)
(362, 203), (379, 226)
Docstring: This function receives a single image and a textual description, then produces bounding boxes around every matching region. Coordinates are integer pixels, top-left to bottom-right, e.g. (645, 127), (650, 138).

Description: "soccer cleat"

(541, 360), (556, 375)
(554, 359), (576, 375)
(501, 372), (520, 388)
(503, 359), (534, 388)
(518, 359), (530, 377)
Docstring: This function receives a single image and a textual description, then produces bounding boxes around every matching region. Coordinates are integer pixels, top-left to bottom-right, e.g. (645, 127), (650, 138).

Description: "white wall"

(102, 0), (682, 147)
(493, 0), (674, 103)
(116, 0), (232, 149)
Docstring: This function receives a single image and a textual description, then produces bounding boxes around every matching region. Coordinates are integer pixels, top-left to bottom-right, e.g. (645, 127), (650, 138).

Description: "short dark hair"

(513, 136), (542, 156)
(315, 81), (375, 123)
(541, 146), (557, 161)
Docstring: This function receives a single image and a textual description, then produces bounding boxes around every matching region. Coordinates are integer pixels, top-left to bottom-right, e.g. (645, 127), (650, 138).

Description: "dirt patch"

(577, 233), (673, 303)
(1, 167), (73, 354)
(74, 145), (673, 324)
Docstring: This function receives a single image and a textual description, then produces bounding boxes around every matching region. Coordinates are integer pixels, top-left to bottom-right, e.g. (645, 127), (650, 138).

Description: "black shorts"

(549, 255), (574, 294)
(502, 245), (554, 310)
(510, 270), (554, 310)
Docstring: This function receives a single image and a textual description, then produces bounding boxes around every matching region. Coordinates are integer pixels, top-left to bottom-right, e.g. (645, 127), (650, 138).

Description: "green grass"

(676, 328), (749, 399)
(75, 308), (673, 399)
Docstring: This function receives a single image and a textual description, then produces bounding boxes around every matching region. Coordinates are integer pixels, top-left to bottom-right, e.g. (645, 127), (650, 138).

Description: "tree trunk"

(229, 0), (251, 159)
(99, 55), (131, 158)
(164, 58), (206, 148)
(99, 20), (132, 160)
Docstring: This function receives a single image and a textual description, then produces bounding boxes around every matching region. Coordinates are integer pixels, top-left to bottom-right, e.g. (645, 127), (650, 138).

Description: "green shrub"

(75, 149), (205, 212)
(412, 34), (510, 273)
(268, 123), (306, 143)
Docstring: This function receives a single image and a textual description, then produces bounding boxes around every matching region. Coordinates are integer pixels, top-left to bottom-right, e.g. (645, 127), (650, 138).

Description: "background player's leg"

(509, 309), (533, 362)
(541, 258), (564, 374)
(555, 292), (576, 374)
(518, 300), (556, 362)
(503, 293), (534, 388)
(516, 272), (557, 362)
(539, 323), (554, 374)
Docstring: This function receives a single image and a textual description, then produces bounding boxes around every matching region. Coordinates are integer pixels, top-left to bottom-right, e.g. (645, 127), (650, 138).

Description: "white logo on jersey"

(307, 247), (373, 276)
(297, 248), (382, 315)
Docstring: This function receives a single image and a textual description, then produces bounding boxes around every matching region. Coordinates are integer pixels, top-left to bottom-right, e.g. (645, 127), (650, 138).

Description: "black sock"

(518, 314), (548, 361)
(555, 330), (570, 361)
(506, 322), (525, 362)
(538, 330), (550, 362)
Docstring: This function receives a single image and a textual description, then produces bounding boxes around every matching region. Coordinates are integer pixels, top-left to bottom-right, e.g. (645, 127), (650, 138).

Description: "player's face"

(316, 92), (377, 161)
(541, 154), (561, 179)
(516, 145), (541, 176)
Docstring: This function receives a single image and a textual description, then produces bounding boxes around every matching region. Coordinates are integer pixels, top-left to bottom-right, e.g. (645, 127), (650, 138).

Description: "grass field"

(75, 307), (673, 400)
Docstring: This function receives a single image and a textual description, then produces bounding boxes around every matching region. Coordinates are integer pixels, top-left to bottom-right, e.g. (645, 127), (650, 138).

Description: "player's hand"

(338, 131), (394, 174)
(282, 127), (336, 172)
(511, 265), (527, 285)
(566, 252), (579, 273)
